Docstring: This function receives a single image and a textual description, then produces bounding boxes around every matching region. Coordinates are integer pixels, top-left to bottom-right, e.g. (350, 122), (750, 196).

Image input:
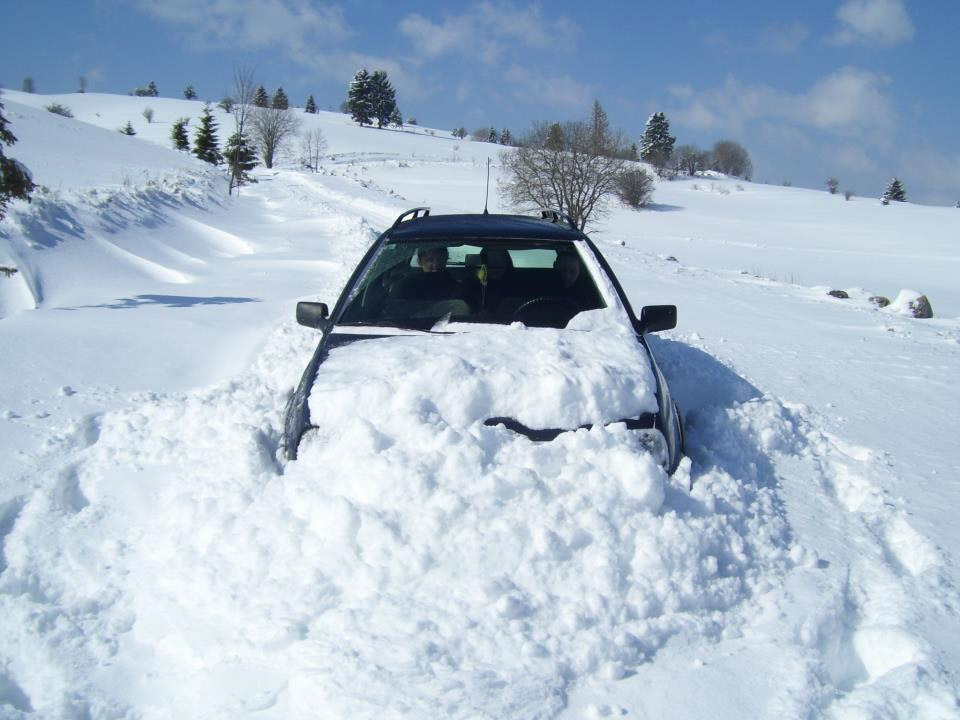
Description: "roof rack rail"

(540, 209), (577, 230)
(392, 207), (431, 228)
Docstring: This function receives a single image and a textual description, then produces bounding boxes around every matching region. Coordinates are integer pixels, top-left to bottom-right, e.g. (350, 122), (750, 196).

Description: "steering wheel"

(514, 296), (578, 316)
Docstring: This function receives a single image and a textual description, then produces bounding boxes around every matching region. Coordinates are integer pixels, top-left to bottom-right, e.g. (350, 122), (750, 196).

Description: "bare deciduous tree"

(299, 128), (328, 172)
(229, 66), (257, 194)
(711, 140), (752, 179)
(500, 118), (630, 230)
(251, 105), (301, 169)
(142, 107), (154, 123)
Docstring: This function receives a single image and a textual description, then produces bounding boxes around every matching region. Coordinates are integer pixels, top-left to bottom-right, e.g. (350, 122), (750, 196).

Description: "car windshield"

(338, 239), (607, 329)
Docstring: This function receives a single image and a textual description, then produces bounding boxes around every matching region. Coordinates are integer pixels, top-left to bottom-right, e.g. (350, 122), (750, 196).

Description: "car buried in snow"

(283, 208), (684, 474)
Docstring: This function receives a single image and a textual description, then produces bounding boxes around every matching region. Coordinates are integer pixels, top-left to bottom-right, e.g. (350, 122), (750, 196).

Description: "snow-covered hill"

(1, 90), (958, 719)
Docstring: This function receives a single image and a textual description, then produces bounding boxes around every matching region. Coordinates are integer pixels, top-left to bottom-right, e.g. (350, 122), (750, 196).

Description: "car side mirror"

(296, 301), (330, 331)
(634, 305), (677, 334)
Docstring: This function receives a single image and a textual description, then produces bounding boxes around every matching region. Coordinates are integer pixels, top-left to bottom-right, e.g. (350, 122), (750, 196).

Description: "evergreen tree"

(193, 104), (222, 165)
(184, 85), (197, 100)
(147, 81), (159, 97)
(389, 108), (403, 127)
(369, 71), (399, 129)
(347, 69), (373, 126)
(826, 177), (839, 194)
(640, 112), (675, 176)
(0, 99), (36, 221)
(271, 87), (289, 110)
(589, 100), (610, 154)
(882, 177), (907, 203)
(544, 123), (564, 151)
(120, 121), (136, 135)
(253, 86), (269, 108)
(499, 128), (513, 146)
(305, 95), (317, 114)
(487, 128), (499, 143)
(171, 118), (190, 150)
(21, 77), (35, 93)
(452, 127), (466, 139)
(225, 131), (257, 191)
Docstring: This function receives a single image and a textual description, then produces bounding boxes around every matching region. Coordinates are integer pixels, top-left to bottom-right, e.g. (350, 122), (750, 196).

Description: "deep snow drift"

(1, 91), (959, 719)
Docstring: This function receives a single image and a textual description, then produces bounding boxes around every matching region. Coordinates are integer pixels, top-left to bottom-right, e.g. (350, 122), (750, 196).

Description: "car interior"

(338, 240), (607, 328)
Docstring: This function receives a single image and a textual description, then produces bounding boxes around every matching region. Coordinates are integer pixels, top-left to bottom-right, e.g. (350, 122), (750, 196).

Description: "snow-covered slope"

(1, 91), (958, 720)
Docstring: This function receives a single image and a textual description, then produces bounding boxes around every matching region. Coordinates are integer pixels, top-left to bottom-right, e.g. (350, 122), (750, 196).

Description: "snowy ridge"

(1, 92), (958, 719)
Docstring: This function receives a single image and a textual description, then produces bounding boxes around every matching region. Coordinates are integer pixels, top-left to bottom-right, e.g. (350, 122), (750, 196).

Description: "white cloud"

(668, 68), (895, 142)
(398, 3), (578, 66)
(805, 67), (894, 135)
(132, 0), (348, 55)
(503, 65), (591, 109)
(830, 0), (915, 46)
(834, 144), (876, 172)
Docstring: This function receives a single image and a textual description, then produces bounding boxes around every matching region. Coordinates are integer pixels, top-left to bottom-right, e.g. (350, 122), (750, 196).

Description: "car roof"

(386, 213), (587, 243)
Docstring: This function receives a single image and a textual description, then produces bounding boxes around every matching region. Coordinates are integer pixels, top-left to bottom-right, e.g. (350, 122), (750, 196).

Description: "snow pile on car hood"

(307, 313), (658, 433)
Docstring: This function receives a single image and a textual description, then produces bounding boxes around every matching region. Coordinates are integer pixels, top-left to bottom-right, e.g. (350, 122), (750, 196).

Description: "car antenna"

(483, 157), (491, 214)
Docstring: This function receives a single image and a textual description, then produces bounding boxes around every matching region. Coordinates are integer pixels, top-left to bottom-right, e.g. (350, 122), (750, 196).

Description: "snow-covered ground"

(1, 90), (959, 719)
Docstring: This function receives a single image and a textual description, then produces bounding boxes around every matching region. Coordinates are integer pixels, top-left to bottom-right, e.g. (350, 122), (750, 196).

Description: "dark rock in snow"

(908, 295), (934, 318)
(665, 256), (678, 262)
(869, 295), (891, 308)
(827, 289), (849, 299)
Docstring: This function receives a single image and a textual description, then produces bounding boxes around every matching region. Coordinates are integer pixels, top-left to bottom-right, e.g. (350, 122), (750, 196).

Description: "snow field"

(1, 92), (959, 718)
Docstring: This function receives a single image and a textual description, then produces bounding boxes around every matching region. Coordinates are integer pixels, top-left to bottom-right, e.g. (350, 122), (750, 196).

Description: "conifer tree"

(499, 128), (513, 146)
(589, 100), (611, 155)
(0, 99), (36, 221)
(147, 81), (159, 97)
(389, 108), (403, 127)
(193, 104), (222, 165)
(347, 70), (373, 126)
(253, 86), (269, 108)
(640, 112), (675, 176)
(271, 87), (289, 110)
(882, 177), (907, 203)
(305, 95), (317, 114)
(487, 128), (499, 143)
(369, 71), (399, 129)
(225, 131), (257, 190)
(171, 118), (190, 150)
(184, 85), (197, 100)
(121, 121), (136, 135)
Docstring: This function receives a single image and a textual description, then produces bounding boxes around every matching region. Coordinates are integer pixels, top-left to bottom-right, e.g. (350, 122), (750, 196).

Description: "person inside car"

(392, 245), (463, 304)
(554, 251), (581, 289)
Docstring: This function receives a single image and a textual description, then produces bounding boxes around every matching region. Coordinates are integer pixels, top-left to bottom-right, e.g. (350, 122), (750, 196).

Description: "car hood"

(307, 316), (658, 433)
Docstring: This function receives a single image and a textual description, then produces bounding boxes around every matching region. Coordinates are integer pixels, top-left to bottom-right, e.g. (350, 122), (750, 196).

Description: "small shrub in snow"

(826, 177), (839, 194)
(615, 168), (655, 209)
(218, 97), (235, 114)
(45, 103), (73, 118)
(844, 190), (854, 201)
(407, 117), (417, 125)
(0, 266), (19, 277)
(827, 289), (849, 299)
(142, 107), (154, 123)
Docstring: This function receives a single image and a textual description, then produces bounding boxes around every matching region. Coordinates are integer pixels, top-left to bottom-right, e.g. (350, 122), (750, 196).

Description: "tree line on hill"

(3, 73), (934, 214)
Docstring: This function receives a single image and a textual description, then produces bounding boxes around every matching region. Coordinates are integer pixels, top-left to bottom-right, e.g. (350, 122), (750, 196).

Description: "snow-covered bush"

(45, 103), (73, 118)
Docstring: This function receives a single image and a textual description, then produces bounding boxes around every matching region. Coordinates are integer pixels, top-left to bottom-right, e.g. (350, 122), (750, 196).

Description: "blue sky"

(4, 0), (958, 205)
